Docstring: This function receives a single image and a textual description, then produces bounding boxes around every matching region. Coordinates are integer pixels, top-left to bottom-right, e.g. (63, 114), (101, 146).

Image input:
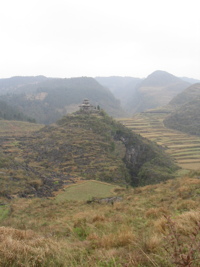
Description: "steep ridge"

(0, 112), (177, 198)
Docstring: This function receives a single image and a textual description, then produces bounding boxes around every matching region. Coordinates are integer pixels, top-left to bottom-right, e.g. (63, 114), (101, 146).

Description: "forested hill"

(125, 70), (190, 114)
(0, 99), (35, 122)
(164, 83), (200, 136)
(1, 77), (126, 124)
(167, 83), (200, 107)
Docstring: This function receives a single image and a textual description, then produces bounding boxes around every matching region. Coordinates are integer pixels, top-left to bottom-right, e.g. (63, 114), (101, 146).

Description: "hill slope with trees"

(0, 99), (35, 122)
(0, 77), (126, 124)
(164, 83), (200, 136)
(0, 111), (178, 198)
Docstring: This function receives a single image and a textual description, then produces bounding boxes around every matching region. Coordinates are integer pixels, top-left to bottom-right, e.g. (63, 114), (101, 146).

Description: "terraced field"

(0, 120), (43, 137)
(119, 112), (200, 170)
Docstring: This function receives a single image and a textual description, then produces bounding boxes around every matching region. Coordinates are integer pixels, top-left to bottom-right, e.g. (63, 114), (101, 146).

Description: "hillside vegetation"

(126, 71), (190, 114)
(168, 83), (200, 107)
(0, 173), (200, 266)
(1, 77), (126, 123)
(0, 76), (47, 95)
(163, 84), (200, 136)
(0, 100), (35, 122)
(0, 112), (177, 199)
(164, 99), (200, 136)
(0, 120), (43, 137)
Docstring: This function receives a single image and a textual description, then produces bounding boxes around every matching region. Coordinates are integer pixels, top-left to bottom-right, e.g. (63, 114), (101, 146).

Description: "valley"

(119, 112), (200, 170)
(0, 112), (200, 266)
(0, 73), (200, 266)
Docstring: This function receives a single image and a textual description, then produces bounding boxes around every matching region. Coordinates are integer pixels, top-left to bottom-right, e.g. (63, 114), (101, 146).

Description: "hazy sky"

(0, 0), (200, 79)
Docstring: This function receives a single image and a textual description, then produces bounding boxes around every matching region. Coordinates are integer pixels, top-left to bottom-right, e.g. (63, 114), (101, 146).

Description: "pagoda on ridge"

(79, 98), (95, 113)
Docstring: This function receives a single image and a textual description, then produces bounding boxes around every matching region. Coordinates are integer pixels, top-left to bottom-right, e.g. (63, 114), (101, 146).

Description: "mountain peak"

(144, 70), (182, 87)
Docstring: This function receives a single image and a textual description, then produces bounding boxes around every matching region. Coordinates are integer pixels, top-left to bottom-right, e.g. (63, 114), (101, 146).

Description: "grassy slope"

(169, 83), (200, 107)
(0, 173), (200, 266)
(0, 121), (44, 198)
(0, 116), (199, 266)
(164, 99), (200, 136)
(0, 112), (177, 198)
(163, 83), (200, 136)
(0, 120), (43, 136)
(119, 112), (200, 170)
(0, 116), (129, 198)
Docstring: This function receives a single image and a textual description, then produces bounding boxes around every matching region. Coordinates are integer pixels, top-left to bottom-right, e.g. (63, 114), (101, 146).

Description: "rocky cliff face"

(111, 115), (177, 185)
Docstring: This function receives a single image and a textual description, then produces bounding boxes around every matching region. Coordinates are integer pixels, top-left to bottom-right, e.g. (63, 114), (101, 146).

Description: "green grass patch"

(56, 180), (118, 201)
(0, 205), (10, 222)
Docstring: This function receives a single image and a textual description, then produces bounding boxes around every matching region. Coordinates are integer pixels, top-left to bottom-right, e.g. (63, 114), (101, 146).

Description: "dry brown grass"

(0, 174), (200, 266)
(0, 226), (63, 267)
(145, 207), (169, 219)
(154, 216), (169, 234)
(92, 214), (106, 223)
(87, 228), (135, 249)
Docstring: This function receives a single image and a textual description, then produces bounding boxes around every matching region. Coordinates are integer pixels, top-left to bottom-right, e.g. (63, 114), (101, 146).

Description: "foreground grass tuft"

(0, 174), (200, 266)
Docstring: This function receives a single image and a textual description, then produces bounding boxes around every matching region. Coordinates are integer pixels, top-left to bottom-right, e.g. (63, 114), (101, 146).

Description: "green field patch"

(56, 180), (119, 201)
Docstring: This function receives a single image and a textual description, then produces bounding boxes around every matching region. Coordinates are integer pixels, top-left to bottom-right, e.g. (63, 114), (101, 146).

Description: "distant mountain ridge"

(0, 71), (197, 124)
(96, 71), (191, 115)
(125, 70), (190, 114)
(0, 76), (47, 94)
(0, 77), (126, 124)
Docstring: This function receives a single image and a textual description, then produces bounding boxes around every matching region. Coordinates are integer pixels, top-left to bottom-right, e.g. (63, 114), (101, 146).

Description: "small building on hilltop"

(79, 99), (99, 114)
